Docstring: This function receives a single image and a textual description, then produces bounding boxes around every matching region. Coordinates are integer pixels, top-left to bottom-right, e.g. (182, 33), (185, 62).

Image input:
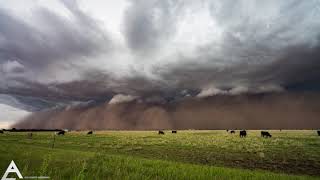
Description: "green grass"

(0, 130), (319, 179)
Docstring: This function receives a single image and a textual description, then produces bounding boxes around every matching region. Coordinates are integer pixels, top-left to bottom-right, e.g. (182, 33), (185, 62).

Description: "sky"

(1, 0), (320, 127)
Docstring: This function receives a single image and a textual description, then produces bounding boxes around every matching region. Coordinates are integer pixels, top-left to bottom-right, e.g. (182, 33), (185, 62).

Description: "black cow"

(172, 130), (177, 133)
(261, 131), (272, 138)
(317, 130), (320, 136)
(87, 131), (93, 135)
(240, 130), (247, 137)
(0, 130), (3, 134)
(57, 131), (65, 135)
(158, 131), (165, 135)
(230, 130), (235, 134)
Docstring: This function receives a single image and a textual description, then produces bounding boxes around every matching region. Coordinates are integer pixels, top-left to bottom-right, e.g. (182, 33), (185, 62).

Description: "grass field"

(0, 130), (319, 179)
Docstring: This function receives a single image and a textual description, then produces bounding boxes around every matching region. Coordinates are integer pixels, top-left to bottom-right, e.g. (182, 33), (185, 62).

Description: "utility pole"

(52, 133), (56, 149)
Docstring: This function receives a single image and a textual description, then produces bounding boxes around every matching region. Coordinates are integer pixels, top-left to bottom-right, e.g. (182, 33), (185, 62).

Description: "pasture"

(0, 130), (319, 179)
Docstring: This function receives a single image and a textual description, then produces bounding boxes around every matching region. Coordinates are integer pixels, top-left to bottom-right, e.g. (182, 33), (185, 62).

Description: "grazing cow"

(158, 130), (165, 135)
(172, 130), (177, 133)
(230, 130), (235, 134)
(261, 131), (272, 138)
(317, 130), (320, 136)
(240, 130), (247, 137)
(0, 130), (3, 134)
(226, 130), (229, 132)
(87, 131), (93, 135)
(57, 131), (65, 135)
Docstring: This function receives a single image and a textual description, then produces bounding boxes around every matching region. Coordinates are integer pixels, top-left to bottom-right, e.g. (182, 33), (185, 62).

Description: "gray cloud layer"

(1, 0), (320, 111)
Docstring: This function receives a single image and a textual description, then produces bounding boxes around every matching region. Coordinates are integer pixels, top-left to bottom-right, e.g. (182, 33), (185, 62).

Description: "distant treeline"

(2, 128), (63, 132)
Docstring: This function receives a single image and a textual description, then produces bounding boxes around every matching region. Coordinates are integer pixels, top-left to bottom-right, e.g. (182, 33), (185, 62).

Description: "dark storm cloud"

(151, 0), (320, 93)
(0, 0), (111, 88)
(1, 0), (320, 113)
(0, 0), (113, 105)
(157, 41), (320, 92)
(123, 0), (181, 53)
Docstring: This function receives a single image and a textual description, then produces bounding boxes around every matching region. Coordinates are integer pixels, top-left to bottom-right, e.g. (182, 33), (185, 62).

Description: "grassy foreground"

(0, 130), (319, 179)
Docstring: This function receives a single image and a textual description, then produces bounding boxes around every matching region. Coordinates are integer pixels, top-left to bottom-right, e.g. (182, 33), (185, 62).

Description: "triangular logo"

(1, 160), (23, 180)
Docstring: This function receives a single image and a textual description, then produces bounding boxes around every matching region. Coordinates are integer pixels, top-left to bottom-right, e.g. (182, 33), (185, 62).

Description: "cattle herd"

(158, 129), (320, 138)
(156, 130), (320, 138)
(226, 130), (320, 138)
(40, 129), (320, 137)
(0, 129), (320, 137)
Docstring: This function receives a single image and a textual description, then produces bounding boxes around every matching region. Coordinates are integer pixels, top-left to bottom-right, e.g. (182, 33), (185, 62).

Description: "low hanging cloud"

(0, 0), (320, 127)
(196, 84), (284, 98)
(197, 86), (226, 98)
(109, 94), (138, 104)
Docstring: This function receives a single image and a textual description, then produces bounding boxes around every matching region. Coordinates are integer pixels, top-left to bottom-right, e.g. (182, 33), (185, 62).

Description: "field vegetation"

(0, 130), (319, 179)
